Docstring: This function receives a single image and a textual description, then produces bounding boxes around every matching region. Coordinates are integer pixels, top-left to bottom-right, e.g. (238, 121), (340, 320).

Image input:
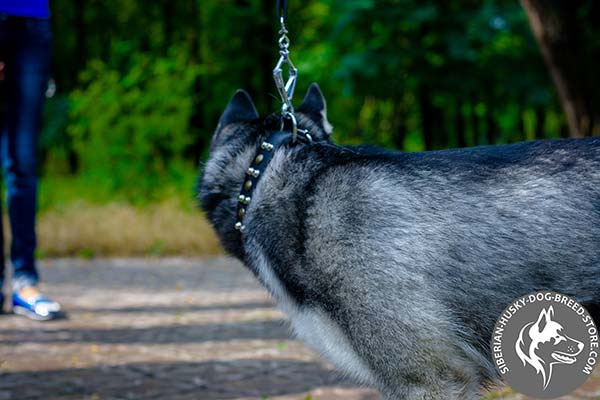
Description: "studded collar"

(234, 130), (297, 232)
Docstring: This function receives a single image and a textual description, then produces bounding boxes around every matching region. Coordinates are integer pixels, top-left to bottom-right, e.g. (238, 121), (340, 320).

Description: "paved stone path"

(0, 258), (598, 400)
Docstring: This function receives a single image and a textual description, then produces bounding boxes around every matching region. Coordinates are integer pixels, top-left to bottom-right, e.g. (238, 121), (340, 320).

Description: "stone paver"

(0, 258), (598, 400)
(0, 258), (377, 400)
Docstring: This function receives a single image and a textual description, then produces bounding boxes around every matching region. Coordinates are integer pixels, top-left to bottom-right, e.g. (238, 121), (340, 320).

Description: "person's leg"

(0, 16), (16, 312)
(2, 18), (51, 292)
(0, 190), (4, 312)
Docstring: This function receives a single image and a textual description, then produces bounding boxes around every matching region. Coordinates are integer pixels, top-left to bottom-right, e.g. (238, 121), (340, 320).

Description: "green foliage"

(38, 165), (199, 212)
(67, 47), (199, 202)
(41, 94), (72, 175)
(291, 0), (563, 149)
(39, 0), (599, 206)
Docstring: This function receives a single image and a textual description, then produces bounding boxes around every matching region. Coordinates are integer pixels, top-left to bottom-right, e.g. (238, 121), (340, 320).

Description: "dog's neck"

(201, 117), (330, 260)
(233, 130), (297, 233)
(232, 124), (318, 235)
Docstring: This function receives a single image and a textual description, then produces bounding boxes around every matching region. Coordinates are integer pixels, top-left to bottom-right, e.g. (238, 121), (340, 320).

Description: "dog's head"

(515, 306), (584, 389)
(198, 83), (332, 258)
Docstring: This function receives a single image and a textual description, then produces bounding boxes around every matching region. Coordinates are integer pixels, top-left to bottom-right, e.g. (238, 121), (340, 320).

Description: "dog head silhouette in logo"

(515, 306), (584, 389)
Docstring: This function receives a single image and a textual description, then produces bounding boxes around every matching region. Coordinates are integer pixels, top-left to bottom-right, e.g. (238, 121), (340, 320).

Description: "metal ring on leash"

(280, 112), (298, 142)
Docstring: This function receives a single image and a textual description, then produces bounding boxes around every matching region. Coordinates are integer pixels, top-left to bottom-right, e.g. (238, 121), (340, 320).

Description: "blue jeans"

(0, 15), (51, 295)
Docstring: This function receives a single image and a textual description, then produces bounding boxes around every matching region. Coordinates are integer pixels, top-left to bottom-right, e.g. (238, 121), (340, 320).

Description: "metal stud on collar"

(246, 168), (260, 178)
(261, 142), (274, 151)
(237, 195), (251, 205)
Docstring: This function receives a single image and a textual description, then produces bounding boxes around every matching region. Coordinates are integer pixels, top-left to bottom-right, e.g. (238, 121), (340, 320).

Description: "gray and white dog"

(198, 83), (600, 399)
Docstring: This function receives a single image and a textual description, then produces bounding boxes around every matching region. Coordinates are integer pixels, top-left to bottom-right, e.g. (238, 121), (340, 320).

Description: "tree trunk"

(74, 0), (86, 72)
(485, 106), (497, 145)
(258, 0), (275, 113)
(391, 103), (407, 150)
(419, 86), (434, 151)
(470, 102), (480, 146)
(163, 0), (174, 52)
(519, 109), (527, 141)
(455, 99), (466, 148)
(535, 107), (546, 139)
(434, 107), (445, 149)
(521, 0), (598, 137)
(189, 0), (205, 163)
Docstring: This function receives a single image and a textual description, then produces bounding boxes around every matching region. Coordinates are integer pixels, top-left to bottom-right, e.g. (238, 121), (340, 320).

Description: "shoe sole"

(12, 305), (55, 321)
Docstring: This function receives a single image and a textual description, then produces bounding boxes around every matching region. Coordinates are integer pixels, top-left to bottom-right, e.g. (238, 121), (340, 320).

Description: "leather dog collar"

(234, 130), (295, 232)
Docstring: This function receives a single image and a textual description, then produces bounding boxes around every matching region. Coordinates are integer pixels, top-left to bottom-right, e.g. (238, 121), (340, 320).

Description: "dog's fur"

(515, 306), (584, 389)
(198, 83), (600, 399)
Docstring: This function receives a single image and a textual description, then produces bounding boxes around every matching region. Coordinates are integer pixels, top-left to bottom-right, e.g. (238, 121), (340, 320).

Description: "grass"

(37, 169), (200, 211)
(35, 200), (221, 257)
(2, 171), (223, 257)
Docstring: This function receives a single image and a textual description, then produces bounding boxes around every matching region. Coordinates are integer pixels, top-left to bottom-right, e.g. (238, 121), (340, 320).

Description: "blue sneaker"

(12, 287), (61, 321)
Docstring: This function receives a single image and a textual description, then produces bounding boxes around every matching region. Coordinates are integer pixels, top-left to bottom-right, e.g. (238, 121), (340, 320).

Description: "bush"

(39, 92), (80, 176)
(68, 46), (200, 202)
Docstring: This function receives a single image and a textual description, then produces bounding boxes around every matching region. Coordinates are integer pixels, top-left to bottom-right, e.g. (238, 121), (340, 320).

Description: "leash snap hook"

(273, 2), (297, 121)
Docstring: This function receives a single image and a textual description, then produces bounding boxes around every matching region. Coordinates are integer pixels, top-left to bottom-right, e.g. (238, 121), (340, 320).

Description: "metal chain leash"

(273, 0), (299, 140)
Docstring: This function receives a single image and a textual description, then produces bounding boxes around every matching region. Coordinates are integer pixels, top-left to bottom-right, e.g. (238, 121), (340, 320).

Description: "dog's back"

(248, 137), (600, 398)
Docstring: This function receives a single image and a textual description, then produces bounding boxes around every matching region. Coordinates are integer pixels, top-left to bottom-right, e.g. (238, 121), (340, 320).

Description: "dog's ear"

(218, 90), (259, 128)
(535, 307), (551, 333)
(297, 82), (333, 138)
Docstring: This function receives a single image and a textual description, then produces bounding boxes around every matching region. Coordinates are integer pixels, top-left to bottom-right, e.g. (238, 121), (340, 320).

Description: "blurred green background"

(22, 0), (600, 256)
